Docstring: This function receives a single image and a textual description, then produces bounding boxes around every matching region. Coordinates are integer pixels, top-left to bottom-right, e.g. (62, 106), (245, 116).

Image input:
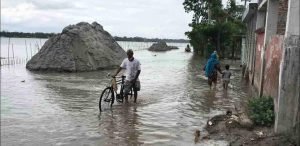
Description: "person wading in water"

(203, 52), (222, 89)
(113, 49), (141, 103)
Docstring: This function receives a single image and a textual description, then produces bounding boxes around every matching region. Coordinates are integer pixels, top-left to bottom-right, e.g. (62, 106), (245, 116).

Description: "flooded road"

(1, 42), (250, 146)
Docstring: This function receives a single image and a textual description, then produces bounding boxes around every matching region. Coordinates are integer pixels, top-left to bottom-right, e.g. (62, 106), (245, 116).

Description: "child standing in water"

(222, 64), (232, 89)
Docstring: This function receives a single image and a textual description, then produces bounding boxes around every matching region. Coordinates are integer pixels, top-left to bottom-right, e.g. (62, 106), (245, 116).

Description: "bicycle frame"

(99, 75), (135, 112)
(109, 76), (126, 103)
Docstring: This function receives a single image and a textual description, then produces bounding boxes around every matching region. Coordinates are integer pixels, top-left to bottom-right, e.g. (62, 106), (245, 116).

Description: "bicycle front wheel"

(99, 87), (114, 112)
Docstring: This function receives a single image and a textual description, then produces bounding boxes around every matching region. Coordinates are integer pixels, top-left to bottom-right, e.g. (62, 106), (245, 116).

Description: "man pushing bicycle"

(112, 49), (141, 103)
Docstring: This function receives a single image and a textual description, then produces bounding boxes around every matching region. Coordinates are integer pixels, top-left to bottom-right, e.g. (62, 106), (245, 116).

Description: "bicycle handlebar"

(107, 73), (125, 79)
(113, 76), (125, 78)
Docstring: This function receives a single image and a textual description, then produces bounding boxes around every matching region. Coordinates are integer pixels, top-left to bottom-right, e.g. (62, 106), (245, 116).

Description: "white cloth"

(222, 70), (231, 81)
(112, 78), (118, 91)
(120, 58), (141, 81)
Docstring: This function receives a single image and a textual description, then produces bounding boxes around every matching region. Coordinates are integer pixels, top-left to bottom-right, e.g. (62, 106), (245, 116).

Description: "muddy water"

(1, 42), (250, 146)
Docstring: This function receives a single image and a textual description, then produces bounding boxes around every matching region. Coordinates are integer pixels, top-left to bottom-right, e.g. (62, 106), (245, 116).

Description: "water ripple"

(1, 44), (249, 146)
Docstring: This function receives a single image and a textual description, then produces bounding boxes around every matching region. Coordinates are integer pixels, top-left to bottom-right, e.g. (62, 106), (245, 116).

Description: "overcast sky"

(1, 0), (244, 39)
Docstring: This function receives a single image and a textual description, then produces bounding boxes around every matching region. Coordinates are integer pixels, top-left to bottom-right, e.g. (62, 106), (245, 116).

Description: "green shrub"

(248, 96), (275, 126)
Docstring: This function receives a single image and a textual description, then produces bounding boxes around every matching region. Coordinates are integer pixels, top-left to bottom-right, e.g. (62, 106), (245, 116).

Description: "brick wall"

(277, 0), (288, 35)
(263, 35), (284, 98)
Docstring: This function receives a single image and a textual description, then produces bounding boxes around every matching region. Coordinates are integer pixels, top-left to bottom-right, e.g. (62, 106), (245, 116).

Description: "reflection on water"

(1, 43), (249, 146)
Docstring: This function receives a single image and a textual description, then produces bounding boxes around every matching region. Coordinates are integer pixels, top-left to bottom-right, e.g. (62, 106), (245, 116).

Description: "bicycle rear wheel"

(99, 87), (114, 112)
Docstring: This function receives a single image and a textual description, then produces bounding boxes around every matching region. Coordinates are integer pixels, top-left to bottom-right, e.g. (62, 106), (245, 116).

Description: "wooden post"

(36, 42), (40, 51)
(25, 40), (28, 61)
(7, 38), (10, 65)
(12, 44), (15, 65)
(30, 43), (32, 58)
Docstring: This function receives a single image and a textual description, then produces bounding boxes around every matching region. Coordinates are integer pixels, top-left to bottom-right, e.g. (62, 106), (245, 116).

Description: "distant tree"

(0, 31), (189, 43)
(113, 36), (189, 43)
(183, 0), (245, 58)
(0, 31), (56, 38)
(183, 0), (208, 24)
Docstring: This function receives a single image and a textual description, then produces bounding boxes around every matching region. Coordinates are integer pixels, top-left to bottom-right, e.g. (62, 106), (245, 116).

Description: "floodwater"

(1, 38), (250, 146)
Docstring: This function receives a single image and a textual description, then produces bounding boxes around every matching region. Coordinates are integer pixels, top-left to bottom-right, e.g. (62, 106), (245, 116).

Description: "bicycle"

(99, 74), (133, 112)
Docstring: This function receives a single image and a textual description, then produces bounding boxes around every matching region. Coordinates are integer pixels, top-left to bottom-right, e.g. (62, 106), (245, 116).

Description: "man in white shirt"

(113, 49), (141, 103)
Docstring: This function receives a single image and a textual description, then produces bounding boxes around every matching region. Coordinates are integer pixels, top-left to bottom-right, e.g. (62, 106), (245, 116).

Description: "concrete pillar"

(245, 23), (251, 72)
(243, 26), (250, 78)
(275, 0), (300, 145)
(259, 0), (279, 96)
(246, 19), (254, 72)
(247, 22), (252, 71)
(284, 0), (299, 37)
(250, 14), (257, 72)
(251, 14), (257, 85)
(249, 18), (254, 72)
(241, 38), (246, 64)
(256, 11), (266, 31)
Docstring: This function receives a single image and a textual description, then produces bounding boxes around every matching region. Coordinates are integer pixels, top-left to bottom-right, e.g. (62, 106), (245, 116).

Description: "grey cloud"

(2, 0), (78, 10)
(29, 0), (78, 10)
(1, 0), (193, 39)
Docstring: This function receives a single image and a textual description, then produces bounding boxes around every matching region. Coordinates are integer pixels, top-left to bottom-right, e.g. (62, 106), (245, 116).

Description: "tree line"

(0, 31), (56, 38)
(114, 36), (188, 43)
(0, 31), (189, 43)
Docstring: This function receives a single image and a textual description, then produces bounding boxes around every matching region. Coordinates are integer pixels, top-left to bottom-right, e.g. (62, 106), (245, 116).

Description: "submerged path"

(1, 47), (250, 146)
